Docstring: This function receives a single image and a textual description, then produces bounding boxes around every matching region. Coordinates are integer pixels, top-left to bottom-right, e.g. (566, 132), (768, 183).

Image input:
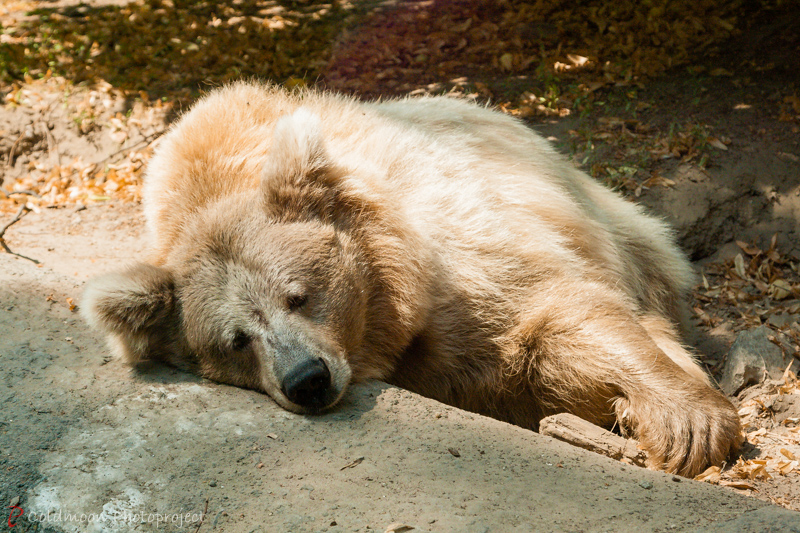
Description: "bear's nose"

(281, 358), (332, 409)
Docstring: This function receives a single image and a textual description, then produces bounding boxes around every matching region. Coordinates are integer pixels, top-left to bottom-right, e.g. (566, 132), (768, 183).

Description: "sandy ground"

(1, 205), (799, 533)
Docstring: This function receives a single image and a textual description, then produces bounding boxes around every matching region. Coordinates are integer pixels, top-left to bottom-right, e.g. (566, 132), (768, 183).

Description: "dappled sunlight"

(0, 0), (356, 98)
(323, 0), (743, 106)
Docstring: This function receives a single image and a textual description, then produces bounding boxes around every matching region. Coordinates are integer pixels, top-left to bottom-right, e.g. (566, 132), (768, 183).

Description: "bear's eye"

(286, 294), (308, 311)
(232, 330), (252, 351)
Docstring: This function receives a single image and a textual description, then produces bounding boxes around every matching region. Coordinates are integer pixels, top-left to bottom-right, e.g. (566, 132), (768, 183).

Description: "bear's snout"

(280, 358), (332, 410)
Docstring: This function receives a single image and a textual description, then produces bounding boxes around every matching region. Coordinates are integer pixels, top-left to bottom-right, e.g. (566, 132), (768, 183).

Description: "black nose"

(281, 358), (332, 409)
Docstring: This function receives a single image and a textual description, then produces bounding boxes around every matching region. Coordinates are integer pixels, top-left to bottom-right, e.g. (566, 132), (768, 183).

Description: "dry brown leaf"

(694, 465), (721, 483)
(110, 130), (128, 144)
(710, 68), (733, 77)
(499, 53), (514, 71)
(769, 279), (793, 300)
(747, 428), (767, 444)
(734, 253), (747, 279)
(708, 137), (728, 150)
(385, 524), (415, 533)
(720, 480), (757, 490)
(780, 448), (798, 461)
(340, 457), (365, 471)
(736, 241), (762, 256)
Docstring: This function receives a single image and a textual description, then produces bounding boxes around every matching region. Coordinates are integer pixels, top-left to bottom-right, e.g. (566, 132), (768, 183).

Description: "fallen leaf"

(499, 53), (514, 71)
(448, 447), (461, 457)
(720, 480), (756, 490)
(694, 465), (721, 483)
(710, 68), (733, 77)
(110, 130), (128, 144)
(567, 54), (589, 67)
(734, 253), (747, 279)
(780, 448), (797, 461)
(769, 279), (793, 300)
(340, 457), (365, 470)
(708, 137), (728, 150)
(385, 524), (415, 533)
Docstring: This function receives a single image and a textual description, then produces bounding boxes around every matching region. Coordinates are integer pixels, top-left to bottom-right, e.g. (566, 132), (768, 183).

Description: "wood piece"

(539, 413), (647, 467)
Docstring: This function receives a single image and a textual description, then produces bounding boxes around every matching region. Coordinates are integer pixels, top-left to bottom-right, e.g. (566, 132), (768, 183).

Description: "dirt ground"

(1, 0), (800, 530)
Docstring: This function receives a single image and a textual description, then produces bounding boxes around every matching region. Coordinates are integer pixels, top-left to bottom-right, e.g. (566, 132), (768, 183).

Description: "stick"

(539, 412), (647, 467)
(0, 187), (41, 199)
(0, 205), (39, 264)
(193, 497), (209, 533)
(94, 129), (164, 168)
(5, 131), (23, 169)
(41, 121), (60, 166)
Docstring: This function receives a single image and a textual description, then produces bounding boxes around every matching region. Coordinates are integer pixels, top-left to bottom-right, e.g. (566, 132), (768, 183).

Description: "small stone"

(209, 481), (217, 487)
(719, 326), (787, 396)
(639, 480), (654, 490)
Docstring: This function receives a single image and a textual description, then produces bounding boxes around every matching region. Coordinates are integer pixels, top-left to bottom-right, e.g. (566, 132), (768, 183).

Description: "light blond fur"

(83, 82), (741, 477)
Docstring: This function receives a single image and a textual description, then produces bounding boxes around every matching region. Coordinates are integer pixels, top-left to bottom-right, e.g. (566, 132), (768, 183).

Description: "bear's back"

(142, 82), (692, 321)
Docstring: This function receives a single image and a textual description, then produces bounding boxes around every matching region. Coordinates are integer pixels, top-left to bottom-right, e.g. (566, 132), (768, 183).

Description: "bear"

(82, 82), (742, 477)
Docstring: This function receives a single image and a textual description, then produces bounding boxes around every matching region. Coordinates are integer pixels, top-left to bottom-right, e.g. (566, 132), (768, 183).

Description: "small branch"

(539, 412), (647, 467)
(0, 204), (29, 237)
(193, 497), (209, 533)
(94, 129), (164, 168)
(5, 131), (24, 169)
(0, 187), (41, 199)
(0, 205), (39, 264)
(41, 121), (60, 166)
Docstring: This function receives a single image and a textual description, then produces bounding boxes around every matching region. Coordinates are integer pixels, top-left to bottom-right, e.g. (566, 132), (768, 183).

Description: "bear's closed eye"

(232, 330), (252, 351)
(287, 294), (308, 311)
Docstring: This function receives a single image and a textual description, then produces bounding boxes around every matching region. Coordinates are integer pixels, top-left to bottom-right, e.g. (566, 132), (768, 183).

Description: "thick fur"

(82, 82), (741, 477)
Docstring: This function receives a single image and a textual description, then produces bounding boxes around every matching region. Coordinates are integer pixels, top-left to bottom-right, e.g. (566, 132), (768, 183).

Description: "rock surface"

(2, 203), (799, 533)
(719, 326), (790, 396)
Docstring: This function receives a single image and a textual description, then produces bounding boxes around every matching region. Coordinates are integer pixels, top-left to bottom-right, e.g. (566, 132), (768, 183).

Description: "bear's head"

(81, 109), (381, 414)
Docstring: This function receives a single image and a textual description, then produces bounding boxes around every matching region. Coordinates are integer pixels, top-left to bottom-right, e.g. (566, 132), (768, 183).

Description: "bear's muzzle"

(280, 357), (333, 410)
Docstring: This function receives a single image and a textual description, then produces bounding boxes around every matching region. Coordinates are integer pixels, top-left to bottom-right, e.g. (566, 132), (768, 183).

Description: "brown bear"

(82, 82), (741, 477)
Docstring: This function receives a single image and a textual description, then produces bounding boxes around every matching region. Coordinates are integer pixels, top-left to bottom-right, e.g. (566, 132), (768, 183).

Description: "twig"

(41, 121), (60, 166)
(193, 497), (209, 533)
(5, 131), (24, 169)
(0, 205), (39, 264)
(94, 129), (164, 168)
(0, 187), (41, 199)
(0, 204), (30, 237)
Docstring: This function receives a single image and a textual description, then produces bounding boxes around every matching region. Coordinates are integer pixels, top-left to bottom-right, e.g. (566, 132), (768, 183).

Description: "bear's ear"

(263, 107), (330, 184)
(262, 108), (349, 222)
(82, 263), (177, 364)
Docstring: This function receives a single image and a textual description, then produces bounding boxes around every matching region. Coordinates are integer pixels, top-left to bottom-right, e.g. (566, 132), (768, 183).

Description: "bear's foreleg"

(504, 280), (742, 477)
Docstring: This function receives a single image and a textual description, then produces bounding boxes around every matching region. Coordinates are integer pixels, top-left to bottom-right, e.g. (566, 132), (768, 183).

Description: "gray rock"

(719, 326), (788, 396)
